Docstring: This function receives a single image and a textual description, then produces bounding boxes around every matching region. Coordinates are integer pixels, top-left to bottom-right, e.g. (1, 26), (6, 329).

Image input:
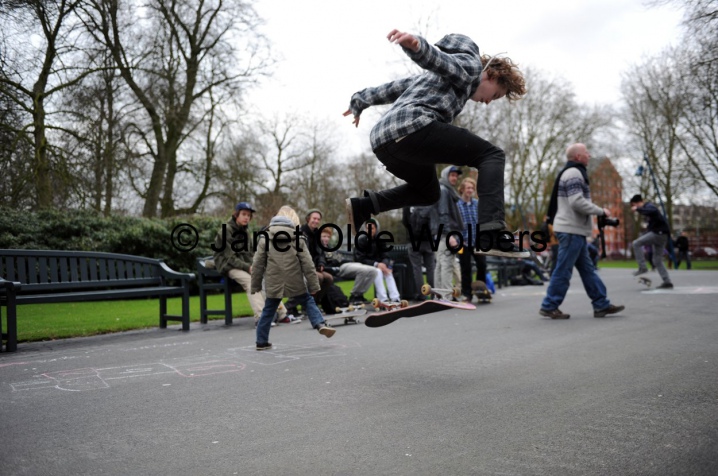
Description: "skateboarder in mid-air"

(343, 29), (529, 258)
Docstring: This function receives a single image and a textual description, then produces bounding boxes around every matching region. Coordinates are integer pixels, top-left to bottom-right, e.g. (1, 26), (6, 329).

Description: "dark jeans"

(459, 247), (487, 298)
(372, 121), (506, 225)
(408, 241), (436, 297)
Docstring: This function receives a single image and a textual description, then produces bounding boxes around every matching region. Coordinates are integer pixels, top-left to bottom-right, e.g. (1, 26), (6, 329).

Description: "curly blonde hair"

(481, 54), (526, 101)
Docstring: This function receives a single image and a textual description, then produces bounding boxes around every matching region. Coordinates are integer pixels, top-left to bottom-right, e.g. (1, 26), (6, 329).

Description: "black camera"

(597, 215), (620, 228)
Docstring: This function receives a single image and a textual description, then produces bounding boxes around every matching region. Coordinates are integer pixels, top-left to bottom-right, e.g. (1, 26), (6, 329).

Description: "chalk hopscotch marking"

(7, 341), (361, 393)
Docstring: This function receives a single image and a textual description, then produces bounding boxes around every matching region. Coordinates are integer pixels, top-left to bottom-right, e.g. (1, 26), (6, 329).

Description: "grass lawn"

(598, 259), (718, 270)
(6, 281), (358, 344)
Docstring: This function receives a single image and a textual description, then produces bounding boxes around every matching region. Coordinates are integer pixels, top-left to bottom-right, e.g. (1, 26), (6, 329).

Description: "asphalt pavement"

(1, 268), (717, 475)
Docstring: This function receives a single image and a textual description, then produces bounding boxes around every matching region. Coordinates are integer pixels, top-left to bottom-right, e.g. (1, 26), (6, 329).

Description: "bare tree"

(457, 67), (613, 229)
(0, 0), (101, 208)
(621, 50), (699, 224)
(83, 0), (272, 217)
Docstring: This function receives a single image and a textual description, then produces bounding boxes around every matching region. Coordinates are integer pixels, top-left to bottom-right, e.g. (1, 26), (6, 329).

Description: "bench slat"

(70, 258), (79, 282)
(99, 259), (108, 281)
(38, 257), (49, 283)
(49, 257), (59, 282)
(80, 257), (89, 282)
(27, 257), (38, 284)
(60, 257), (69, 282)
(17, 258), (27, 283)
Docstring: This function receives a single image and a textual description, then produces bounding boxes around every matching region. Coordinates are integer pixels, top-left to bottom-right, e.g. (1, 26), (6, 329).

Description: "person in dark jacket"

(674, 231), (691, 270)
(630, 194), (673, 289)
(354, 218), (401, 303)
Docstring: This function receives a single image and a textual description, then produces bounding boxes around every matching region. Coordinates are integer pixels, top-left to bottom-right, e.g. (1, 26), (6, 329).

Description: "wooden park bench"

(0, 250), (195, 352)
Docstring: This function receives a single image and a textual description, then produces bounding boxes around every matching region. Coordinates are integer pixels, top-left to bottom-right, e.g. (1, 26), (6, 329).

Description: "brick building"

(588, 157), (625, 257)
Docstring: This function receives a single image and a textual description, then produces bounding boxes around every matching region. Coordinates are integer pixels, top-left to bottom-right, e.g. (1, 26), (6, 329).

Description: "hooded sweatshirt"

(250, 216), (319, 299)
(349, 34), (483, 150)
(430, 166), (465, 237)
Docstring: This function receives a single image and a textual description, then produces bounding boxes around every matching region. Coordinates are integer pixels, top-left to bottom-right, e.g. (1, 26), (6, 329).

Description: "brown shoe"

(539, 308), (570, 319)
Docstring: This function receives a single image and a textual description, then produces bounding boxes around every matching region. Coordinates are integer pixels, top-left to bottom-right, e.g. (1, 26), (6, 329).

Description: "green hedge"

(0, 208), (231, 274)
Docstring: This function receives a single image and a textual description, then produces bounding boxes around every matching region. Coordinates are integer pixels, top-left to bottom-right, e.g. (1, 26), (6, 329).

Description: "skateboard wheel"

(348, 305), (355, 312)
(421, 283), (431, 296)
(452, 287), (461, 298)
(400, 300), (409, 308)
(335, 307), (341, 313)
(371, 298), (380, 309)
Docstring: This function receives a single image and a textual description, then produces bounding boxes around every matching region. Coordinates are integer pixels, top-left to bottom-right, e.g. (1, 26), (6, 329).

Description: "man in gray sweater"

(539, 143), (625, 320)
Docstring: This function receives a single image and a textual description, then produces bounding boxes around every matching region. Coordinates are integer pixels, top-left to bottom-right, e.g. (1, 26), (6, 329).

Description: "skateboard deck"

(638, 276), (652, 288)
(365, 300), (476, 328)
(471, 280), (492, 303)
(326, 308), (366, 325)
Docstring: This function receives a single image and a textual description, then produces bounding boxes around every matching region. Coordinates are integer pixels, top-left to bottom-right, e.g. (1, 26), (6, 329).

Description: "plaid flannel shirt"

(348, 34), (483, 150)
(457, 197), (479, 248)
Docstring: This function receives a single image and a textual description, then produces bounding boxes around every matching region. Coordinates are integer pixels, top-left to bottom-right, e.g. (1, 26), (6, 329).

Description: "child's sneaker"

(256, 342), (272, 351)
(317, 324), (336, 338)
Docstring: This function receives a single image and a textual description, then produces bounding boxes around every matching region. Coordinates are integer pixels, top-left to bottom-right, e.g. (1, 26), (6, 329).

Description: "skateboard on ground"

(365, 299), (477, 328)
(637, 276), (652, 288)
(371, 298), (410, 311)
(421, 284), (461, 301)
(326, 308), (366, 325)
(335, 304), (364, 313)
(471, 280), (492, 303)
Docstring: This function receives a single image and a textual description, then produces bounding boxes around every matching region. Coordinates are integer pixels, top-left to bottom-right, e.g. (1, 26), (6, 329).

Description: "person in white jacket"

(539, 143), (625, 320)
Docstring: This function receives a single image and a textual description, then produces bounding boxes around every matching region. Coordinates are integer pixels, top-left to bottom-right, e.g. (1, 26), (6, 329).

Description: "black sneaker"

(349, 293), (369, 304)
(539, 308), (570, 319)
(632, 268), (648, 277)
(594, 304), (625, 318)
(656, 282), (674, 289)
(256, 342), (272, 351)
(345, 197), (372, 233)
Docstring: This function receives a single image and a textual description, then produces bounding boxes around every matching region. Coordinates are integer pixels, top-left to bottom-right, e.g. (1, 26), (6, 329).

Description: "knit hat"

(448, 166), (463, 175)
(629, 194), (643, 204)
(305, 208), (323, 221)
(365, 217), (380, 230)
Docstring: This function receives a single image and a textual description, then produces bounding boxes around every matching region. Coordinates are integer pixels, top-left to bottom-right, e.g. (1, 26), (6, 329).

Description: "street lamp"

(634, 153), (677, 267)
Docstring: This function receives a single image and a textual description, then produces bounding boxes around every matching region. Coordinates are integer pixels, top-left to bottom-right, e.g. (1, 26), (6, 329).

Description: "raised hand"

(387, 29), (419, 52)
(343, 109), (360, 127)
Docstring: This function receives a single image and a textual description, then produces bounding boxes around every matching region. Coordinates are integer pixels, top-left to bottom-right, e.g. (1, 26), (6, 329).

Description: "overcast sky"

(246, 0), (685, 156)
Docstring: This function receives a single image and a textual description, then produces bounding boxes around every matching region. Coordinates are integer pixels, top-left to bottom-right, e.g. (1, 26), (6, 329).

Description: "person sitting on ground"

(354, 218), (401, 303)
(284, 208), (334, 316)
(251, 206), (336, 351)
(320, 227), (380, 305)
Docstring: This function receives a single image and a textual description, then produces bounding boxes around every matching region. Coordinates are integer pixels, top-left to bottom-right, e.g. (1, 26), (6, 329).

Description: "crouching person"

(251, 206), (336, 350)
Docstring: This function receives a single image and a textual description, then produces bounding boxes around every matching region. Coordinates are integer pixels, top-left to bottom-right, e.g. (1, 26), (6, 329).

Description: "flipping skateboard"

(371, 298), (410, 311)
(365, 299), (477, 328)
(421, 284), (461, 301)
(326, 308), (366, 325)
(471, 280), (492, 303)
(637, 276), (652, 288)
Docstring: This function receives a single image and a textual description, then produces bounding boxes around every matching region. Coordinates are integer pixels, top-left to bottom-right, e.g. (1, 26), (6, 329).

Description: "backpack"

(321, 284), (350, 314)
(409, 205), (432, 232)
